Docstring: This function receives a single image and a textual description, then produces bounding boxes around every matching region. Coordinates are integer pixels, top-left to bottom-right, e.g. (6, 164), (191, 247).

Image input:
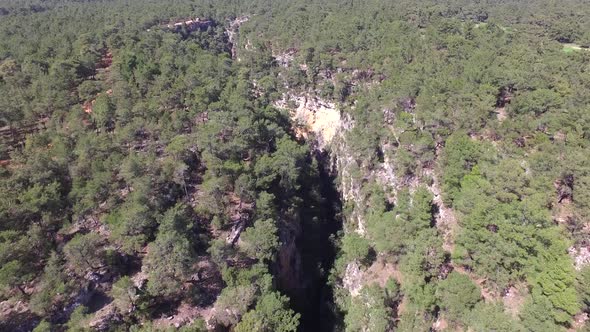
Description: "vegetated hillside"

(1, 0), (590, 331)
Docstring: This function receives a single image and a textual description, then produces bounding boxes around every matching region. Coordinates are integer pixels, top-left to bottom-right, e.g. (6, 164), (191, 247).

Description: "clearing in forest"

(563, 43), (589, 53)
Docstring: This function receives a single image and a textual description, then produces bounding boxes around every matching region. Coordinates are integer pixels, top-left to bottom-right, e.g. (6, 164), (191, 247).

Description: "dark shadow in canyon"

(288, 150), (343, 332)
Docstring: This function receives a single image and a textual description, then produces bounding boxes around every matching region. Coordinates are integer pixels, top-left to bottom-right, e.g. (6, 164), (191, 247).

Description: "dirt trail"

(496, 106), (507, 122)
(364, 256), (403, 287)
(503, 285), (527, 317)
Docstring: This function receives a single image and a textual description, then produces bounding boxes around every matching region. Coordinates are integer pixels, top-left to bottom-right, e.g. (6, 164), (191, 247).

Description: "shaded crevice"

(283, 149), (344, 332)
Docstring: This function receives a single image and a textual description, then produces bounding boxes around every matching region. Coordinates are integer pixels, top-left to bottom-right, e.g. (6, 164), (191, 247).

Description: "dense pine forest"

(1, 0), (590, 331)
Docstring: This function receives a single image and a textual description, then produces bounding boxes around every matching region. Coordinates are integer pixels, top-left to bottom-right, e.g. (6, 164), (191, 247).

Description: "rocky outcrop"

(342, 261), (364, 296)
(273, 91), (370, 237)
(0, 300), (39, 332)
(274, 93), (343, 150)
(274, 48), (298, 68)
(89, 304), (121, 332)
(166, 18), (214, 32)
(226, 16), (249, 60)
(569, 246), (590, 270)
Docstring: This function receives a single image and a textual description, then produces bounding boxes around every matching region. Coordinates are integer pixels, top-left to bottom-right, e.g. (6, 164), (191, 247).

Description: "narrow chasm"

(292, 150), (343, 332)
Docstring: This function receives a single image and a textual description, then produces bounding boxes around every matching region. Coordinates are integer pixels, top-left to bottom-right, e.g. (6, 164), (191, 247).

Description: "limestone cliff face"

(274, 90), (370, 295)
(226, 16), (249, 60)
(270, 48), (400, 305)
(274, 93), (342, 150)
(272, 94), (342, 294)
